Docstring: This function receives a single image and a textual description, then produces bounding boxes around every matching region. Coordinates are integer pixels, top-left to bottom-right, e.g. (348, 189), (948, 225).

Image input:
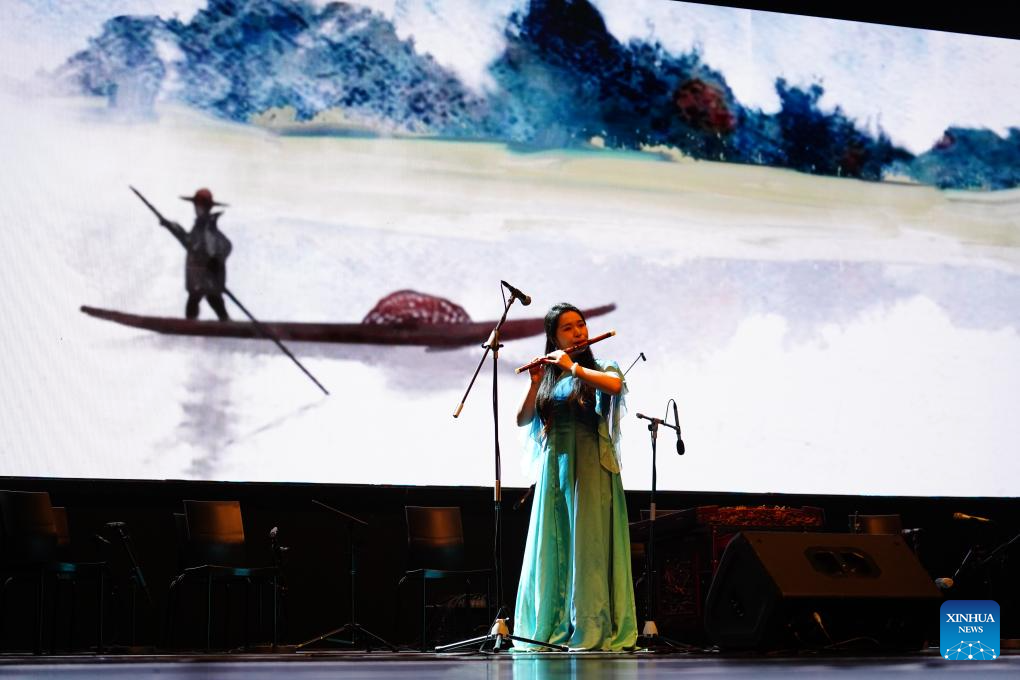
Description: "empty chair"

(0, 491), (58, 563)
(167, 500), (278, 651)
(0, 491), (105, 654)
(399, 506), (492, 650)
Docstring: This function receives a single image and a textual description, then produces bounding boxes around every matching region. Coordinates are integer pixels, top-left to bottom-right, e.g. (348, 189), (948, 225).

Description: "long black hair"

(534, 302), (599, 431)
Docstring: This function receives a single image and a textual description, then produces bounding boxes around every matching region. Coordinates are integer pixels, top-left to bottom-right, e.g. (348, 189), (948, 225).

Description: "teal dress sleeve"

(594, 359), (626, 473)
(520, 404), (546, 483)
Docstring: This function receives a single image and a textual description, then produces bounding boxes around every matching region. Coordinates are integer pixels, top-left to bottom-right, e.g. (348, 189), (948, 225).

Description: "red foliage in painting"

(674, 79), (735, 134)
(840, 142), (867, 177)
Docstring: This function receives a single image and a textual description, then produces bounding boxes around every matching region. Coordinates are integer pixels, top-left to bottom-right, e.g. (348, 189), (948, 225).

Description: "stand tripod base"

(637, 620), (690, 651)
(435, 618), (567, 653)
(296, 622), (396, 652)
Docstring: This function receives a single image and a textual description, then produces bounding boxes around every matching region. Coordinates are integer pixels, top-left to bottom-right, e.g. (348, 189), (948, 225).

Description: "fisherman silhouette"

(161, 188), (233, 321)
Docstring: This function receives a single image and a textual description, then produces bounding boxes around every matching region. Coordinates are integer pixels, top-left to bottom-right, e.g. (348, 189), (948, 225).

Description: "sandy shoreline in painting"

(14, 96), (1018, 281)
(262, 115), (1020, 271)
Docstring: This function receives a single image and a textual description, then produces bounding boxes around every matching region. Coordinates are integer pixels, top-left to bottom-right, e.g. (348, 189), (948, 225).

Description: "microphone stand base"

(435, 618), (567, 653)
(296, 622), (397, 652)
(637, 620), (693, 652)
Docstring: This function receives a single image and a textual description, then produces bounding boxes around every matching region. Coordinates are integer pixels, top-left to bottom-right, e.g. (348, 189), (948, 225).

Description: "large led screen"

(1, 0), (1018, 495)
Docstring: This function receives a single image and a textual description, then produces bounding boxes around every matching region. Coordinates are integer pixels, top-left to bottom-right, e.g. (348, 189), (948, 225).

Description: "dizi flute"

(514, 330), (617, 374)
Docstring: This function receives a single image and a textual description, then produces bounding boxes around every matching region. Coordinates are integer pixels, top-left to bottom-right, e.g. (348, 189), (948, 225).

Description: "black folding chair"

(166, 500), (278, 651)
(0, 491), (105, 654)
(398, 506), (492, 650)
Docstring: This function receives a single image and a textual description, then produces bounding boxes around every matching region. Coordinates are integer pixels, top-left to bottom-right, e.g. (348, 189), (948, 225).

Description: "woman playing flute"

(512, 302), (637, 651)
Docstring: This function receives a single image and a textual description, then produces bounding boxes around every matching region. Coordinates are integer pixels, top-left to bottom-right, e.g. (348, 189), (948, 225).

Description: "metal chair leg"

(250, 579), (259, 640)
(421, 577), (427, 652)
(166, 577), (179, 651)
(0, 576), (9, 650)
(49, 576), (58, 654)
(243, 579), (250, 651)
(35, 572), (45, 655)
(273, 575), (279, 650)
(96, 570), (105, 654)
(69, 579), (77, 653)
(206, 572), (213, 652)
(223, 582), (230, 650)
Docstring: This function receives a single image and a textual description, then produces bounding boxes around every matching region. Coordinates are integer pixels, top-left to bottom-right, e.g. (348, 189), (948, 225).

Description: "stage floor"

(0, 650), (1017, 679)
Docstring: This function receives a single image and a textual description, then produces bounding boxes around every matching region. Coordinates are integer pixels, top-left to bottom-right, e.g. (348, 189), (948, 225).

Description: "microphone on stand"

(672, 401), (685, 455)
(105, 521), (129, 537)
(500, 280), (532, 306)
(953, 512), (994, 524)
(269, 526), (288, 565)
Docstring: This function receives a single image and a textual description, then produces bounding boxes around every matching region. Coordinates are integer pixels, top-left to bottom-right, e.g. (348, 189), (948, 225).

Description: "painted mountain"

(54, 0), (1020, 189)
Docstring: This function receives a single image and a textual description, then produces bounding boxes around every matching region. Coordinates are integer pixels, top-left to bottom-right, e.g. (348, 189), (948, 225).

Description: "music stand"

(439, 288), (565, 653)
(96, 521), (153, 652)
(296, 499), (396, 651)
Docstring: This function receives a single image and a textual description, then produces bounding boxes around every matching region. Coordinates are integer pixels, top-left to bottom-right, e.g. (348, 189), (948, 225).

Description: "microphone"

(105, 521), (129, 538)
(93, 533), (111, 546)
(672, 401), (685, 455)
(953, 512), (994, 524)
(501, 280), (532, 306)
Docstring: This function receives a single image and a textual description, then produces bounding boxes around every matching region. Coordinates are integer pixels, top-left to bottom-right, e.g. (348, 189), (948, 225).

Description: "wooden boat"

(79, 304), (616, 348)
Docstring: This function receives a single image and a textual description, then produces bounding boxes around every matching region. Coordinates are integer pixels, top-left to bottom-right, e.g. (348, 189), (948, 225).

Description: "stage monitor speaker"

(704, 531), (941, 651)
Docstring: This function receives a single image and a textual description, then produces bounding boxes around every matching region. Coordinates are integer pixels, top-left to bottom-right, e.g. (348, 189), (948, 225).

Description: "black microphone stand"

(438, 289), (565, 653)
(107, 522), (153, 649)
(948, 521), (1018, 600)
(634, 412), (685, 650)
(977, 531), (1020, 570)
(624, 352), (646, 377)
(974, 529), (1020, 599)
(296, 500), (396, 651)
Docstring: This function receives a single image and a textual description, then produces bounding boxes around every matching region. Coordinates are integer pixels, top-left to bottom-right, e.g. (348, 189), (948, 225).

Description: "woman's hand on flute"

(519, 357), (545, 425)
(544, 350), (574, 372)
(527, 357), (545, 384)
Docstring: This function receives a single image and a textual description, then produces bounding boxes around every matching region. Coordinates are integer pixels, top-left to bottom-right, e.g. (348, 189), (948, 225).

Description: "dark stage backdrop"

(0, 1), (1018, 497)
(1, 476), (1016, 649)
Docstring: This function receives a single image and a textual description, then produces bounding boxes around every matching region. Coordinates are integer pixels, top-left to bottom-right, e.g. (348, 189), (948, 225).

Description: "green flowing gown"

(513, 360), (638, 651)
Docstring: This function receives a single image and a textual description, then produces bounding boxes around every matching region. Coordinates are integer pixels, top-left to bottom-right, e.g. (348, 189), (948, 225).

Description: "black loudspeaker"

(704, 532), (942, 650)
